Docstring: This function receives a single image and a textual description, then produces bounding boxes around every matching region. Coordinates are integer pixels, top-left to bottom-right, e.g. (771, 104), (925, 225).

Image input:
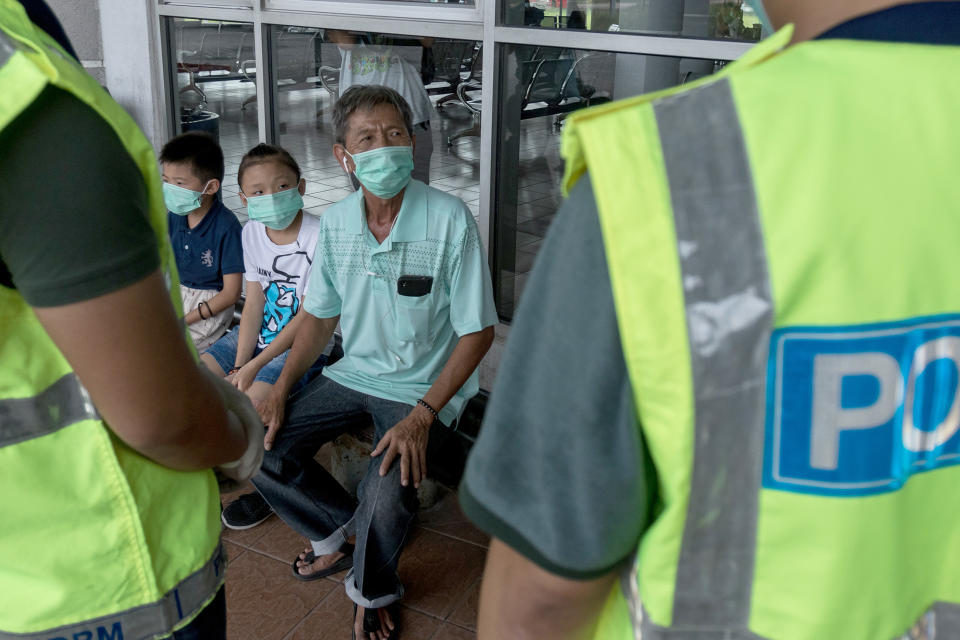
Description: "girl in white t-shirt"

(202, 144), (330, 407)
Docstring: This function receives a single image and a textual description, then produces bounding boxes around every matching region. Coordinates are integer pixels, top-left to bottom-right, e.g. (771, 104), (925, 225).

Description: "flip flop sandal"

(290, 542), (354, 582)
(363, 603), (400, 639)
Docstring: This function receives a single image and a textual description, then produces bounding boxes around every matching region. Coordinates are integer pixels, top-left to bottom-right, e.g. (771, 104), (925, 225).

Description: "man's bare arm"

(258, 312), (339, 448)
(478, 538), (617, 640)
(372, 325), (494, 486)
(422, 325), (494, 418)
(33, 269), (247, 470)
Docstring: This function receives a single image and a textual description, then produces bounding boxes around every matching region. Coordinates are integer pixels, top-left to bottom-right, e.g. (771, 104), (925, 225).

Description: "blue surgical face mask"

(345, 146), (414, 199)
(163, 180), (213, 215)
(743, 0), (773, 34)
(243, 186), (303, 230)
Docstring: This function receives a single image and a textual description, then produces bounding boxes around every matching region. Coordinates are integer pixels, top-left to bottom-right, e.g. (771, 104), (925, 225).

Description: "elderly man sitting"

(235, 85), (496, 639)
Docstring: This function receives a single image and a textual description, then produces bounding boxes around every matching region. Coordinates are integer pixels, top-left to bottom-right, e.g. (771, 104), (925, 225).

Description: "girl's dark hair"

(237, 143), (301, 189)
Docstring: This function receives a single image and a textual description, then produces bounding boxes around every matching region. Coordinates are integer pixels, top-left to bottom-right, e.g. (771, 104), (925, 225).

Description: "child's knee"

(200, 353), (225, 376)
(246, 380), (275, 404)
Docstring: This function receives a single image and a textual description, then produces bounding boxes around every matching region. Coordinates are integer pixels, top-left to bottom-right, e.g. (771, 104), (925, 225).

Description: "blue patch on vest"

(763, 314), (960, 497)
(48, 622), (123, 640)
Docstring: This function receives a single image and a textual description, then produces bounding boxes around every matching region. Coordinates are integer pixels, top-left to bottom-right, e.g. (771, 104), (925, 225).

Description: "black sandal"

(290, 542), (354, 582)
(362, 603), (400, 639)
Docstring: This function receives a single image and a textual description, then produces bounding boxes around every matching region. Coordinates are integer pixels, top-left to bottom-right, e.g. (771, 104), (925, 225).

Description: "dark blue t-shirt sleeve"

(460, 175), (653, 580)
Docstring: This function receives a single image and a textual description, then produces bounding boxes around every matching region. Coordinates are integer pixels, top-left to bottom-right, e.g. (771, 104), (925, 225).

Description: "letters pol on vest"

(764, 314), (960, 496)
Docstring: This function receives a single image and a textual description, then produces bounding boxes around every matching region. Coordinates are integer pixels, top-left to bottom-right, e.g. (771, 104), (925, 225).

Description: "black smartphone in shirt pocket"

(397, 275), (433, 297)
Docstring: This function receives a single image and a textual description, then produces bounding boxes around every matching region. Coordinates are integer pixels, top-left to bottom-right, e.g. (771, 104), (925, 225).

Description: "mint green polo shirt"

(305, 179), (497, 425)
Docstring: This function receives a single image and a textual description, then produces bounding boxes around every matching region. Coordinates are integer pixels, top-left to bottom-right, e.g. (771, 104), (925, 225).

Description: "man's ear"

(298, 177), (306, 196)
(333, 144), (352, 173)
(203, 178), (221, 196)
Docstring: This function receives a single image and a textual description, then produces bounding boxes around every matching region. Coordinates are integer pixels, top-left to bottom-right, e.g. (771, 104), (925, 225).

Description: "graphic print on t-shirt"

(260, 250), (311, 346)
(351, 49), (391, 75)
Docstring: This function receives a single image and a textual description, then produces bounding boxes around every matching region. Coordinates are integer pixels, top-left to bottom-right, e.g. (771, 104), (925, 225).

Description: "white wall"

(47, 0), (105, 85)
(47, 0), (165, 151)
(98, 0), (167, 151)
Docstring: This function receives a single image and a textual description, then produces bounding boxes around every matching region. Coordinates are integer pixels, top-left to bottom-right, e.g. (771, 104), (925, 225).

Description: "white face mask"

(744, 0), (774, 34)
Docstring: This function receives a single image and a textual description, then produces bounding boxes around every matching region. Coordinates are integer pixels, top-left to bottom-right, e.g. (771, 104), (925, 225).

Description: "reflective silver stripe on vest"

(0, 29), (15, 66)
(0, 543), (225, 640)
(653, 78), (773, 635)
(620, 553), (642, 640)
(643, 78), (960, 640)
(0, 374), (100, 448)
(928, 602), (960, 639)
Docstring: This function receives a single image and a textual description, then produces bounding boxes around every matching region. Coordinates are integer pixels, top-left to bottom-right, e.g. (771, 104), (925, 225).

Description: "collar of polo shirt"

(346, 180), (429, 244)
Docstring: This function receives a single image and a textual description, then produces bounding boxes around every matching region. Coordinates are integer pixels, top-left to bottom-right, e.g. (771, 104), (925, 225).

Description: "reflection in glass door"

(493, 45), (723, 317)
(267, 27), (483, 222)
(167, 17), (259, 218)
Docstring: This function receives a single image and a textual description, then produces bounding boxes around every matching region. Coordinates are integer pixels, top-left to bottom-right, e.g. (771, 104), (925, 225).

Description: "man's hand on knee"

(257, 387), (287, 450)
(370, 408), (433, 488)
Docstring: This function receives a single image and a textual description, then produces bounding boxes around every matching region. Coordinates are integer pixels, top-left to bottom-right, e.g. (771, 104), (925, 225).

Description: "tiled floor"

(220, 483), (487, 640)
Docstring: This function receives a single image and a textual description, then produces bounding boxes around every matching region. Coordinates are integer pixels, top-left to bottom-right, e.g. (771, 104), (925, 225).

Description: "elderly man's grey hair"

(332, 85), (414, 145)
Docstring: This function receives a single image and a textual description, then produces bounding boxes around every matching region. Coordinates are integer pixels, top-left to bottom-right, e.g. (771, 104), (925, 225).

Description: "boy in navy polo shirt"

(160, 132), (244, 350)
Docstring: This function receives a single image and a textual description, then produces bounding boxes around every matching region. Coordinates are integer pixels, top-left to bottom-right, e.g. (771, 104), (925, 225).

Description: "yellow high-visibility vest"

(0, 2), (223, 638)
(564, 25), (960, 640)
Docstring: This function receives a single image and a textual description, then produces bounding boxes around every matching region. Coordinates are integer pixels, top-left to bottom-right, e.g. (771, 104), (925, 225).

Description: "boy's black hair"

(238, 143), (301, 190)
(159, 131), (225, 183)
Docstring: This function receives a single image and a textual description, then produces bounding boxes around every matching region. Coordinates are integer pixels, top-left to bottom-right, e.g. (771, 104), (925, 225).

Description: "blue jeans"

(251, 376), (424, 608)
(204, 327), (326, 390)
(172, 587), (225, 639)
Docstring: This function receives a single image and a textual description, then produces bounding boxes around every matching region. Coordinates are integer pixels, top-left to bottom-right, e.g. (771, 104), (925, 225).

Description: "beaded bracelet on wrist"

(417, 398), (439, 422)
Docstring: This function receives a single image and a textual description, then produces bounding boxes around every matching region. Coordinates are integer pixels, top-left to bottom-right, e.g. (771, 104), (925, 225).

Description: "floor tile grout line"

(279, 587), (339, 640)
(425, 619), (478, 640)
(417, 525), (490, 550)
(442, 620), (479, 635)
(402, 601), (454, 622)
(442, 574), (482, 627)
(222, 529), (277, 552)
(237, 545), (300, 566)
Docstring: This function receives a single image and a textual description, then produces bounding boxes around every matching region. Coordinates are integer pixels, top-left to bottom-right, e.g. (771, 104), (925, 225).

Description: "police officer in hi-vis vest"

(460, 0), (960, 639)
(0, 1), (263, 638)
